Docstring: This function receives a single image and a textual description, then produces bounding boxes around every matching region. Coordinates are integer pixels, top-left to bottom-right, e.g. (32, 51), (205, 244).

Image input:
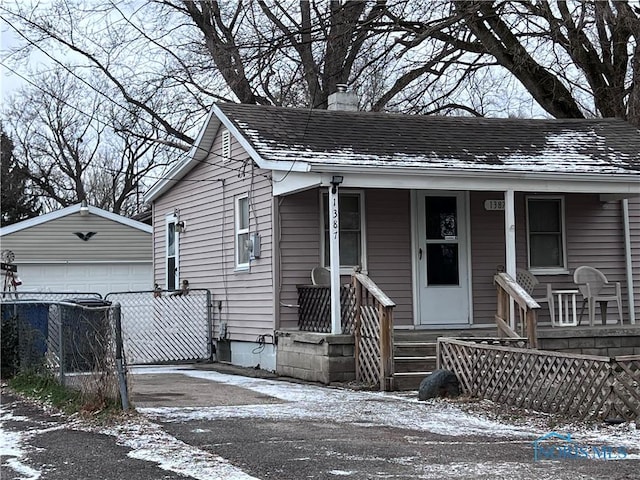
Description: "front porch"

(277, 273), (640, 391)
(276, 323), (640, 390)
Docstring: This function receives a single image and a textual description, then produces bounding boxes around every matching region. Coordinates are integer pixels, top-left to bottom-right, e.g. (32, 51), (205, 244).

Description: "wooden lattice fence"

(296, 273), (395, 391)
(438, 337), (640, 421)
(353, 273), (395, 391)
(297, 285), (356, 333)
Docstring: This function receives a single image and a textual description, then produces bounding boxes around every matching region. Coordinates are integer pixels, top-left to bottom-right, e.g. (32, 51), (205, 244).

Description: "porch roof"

(217, 103), (640, 176)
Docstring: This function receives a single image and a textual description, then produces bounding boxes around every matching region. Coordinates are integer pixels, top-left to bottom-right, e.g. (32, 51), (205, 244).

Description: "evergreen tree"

(1, 125), (40, 227)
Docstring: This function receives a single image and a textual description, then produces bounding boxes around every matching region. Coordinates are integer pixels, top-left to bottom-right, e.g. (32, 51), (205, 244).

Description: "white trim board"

(0, 204), (152, 236)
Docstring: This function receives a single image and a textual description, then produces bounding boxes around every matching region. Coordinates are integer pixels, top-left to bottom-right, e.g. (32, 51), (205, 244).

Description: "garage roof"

(0, 204), (152, 236)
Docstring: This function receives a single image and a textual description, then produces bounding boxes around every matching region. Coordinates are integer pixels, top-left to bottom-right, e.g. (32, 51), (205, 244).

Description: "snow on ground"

(93, 418), (259, 480)
(133, 365), (640, 453)
(1, 405), (44, 480)
(4, 365), (639, 480)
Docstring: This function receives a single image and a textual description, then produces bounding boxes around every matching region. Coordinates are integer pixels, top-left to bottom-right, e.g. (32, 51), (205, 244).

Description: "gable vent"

(222, 129), (231, 163)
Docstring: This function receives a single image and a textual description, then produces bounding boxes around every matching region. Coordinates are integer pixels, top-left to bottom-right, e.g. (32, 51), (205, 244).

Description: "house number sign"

(484, 200), (505, 211)
(331, 196), (339, 239)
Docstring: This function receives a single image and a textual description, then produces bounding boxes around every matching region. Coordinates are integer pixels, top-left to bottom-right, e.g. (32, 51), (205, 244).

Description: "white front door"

(416, 191), (470, 326)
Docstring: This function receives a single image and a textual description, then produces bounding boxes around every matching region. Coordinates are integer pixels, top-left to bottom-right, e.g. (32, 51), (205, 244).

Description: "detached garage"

(0, 203), (152, 297)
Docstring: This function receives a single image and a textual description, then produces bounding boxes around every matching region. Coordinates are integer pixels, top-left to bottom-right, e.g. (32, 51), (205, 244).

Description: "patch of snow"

(92, 417), (258, 480)
(236, 122), (638, 175)
(0, 406), (42, 480)
(3, 457), (42, 480)
(132, 365), (640, 457)
(134, 367), (538, 439)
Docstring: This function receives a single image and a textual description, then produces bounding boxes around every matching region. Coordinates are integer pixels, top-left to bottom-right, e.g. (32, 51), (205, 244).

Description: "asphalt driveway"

(2, 365), (639, 480)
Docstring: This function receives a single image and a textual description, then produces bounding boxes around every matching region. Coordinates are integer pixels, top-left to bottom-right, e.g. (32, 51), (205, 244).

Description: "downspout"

(622, 199), (636, 324)
(273, 195), (281, 331)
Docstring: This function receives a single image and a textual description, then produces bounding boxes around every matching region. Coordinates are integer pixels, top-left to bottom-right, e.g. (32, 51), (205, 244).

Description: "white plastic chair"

(516, 269), (555, 325)
(311, 267), (331, 286)
(573, 266), (623, 326)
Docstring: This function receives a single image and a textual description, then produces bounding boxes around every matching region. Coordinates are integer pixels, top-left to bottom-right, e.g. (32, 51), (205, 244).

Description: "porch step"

(394, 341), (437, 357)
(393, 371), (432, 391)
(393, 328), (499, 343)
(390, 329), (499, 391)
(394, 355), (437, 373)
(393, 340), (438, 390)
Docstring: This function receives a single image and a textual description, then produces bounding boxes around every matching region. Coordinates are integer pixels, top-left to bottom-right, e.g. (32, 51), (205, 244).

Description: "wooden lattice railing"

(352, 272), (396, 391)
(297, 285), (356, 333)
(494, 272), (540, 348)
(438, 337), (640, 421)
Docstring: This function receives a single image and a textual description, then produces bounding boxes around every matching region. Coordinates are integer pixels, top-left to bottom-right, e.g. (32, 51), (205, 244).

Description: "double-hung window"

(236, 195), (250, 269)
(526, 196), (566, 272)
(322, 191), (365, 272)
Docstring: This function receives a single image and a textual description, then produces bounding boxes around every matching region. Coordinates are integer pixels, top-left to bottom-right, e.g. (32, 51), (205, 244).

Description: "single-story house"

(0, 203), (153, 297)
(143, 89), (640, 379)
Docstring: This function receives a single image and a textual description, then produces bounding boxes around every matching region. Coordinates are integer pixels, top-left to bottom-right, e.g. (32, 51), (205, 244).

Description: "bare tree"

(1, 1), (475, 141)
(0, 124), (41, 226)
(2, 0), (637, 164)
(395, 1), (640, 124)
(4, 68), (173, 215)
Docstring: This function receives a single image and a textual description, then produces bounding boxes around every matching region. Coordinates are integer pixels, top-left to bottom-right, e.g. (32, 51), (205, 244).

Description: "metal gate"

(105, 289), (213, 365)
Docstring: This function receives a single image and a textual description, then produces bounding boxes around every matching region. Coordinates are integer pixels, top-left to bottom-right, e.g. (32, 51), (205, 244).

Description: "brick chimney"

(327, 84), (358, 111)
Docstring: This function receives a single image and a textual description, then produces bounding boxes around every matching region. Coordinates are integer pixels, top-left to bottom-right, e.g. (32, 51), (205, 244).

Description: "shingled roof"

(217, 103), (640, 175)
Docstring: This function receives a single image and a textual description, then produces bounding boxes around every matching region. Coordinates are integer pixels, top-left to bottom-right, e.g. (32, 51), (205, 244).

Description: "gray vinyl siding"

(277, 190), (322, 329)
(152, 130), (274, 342)
(1, 213), (151, 262)
(470, 192), (636, 325)
(469, 192), (506, 325)
(278, 188), (413, 329)
(365, 189), (412, 326)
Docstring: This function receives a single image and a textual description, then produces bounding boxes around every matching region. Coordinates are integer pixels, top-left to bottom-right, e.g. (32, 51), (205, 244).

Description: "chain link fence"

(1, 296), (129, 409)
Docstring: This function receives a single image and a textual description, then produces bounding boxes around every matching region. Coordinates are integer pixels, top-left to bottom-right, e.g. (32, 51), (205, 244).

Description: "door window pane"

(167, 257), (176, 291)
(168, 223), (175, 256)
(426, 197), (457, 239)
(427, 244), (459, 285)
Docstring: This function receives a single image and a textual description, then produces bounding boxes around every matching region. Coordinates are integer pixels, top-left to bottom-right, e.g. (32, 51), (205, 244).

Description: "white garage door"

(15, 263), (153, 298)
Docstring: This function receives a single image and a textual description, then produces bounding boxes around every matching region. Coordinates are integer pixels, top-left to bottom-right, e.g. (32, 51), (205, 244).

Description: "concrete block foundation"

(275, 330), (355, 384)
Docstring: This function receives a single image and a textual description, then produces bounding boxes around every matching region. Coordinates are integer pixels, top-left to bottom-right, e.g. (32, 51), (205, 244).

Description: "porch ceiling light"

(330, 175), (344, 194)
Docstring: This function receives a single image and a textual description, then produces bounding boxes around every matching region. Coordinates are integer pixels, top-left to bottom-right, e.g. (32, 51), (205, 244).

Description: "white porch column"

(504, 190), (517, 329)
(328, 184), (341, 334)
(622, 199), (636, 324)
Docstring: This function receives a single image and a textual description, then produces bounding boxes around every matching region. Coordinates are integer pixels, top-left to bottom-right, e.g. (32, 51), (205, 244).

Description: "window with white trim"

(321, 191), (365, 271)
(526, 196), (566, 272)
(165, 214), (178, 290)
(236, 195), (250, 269)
